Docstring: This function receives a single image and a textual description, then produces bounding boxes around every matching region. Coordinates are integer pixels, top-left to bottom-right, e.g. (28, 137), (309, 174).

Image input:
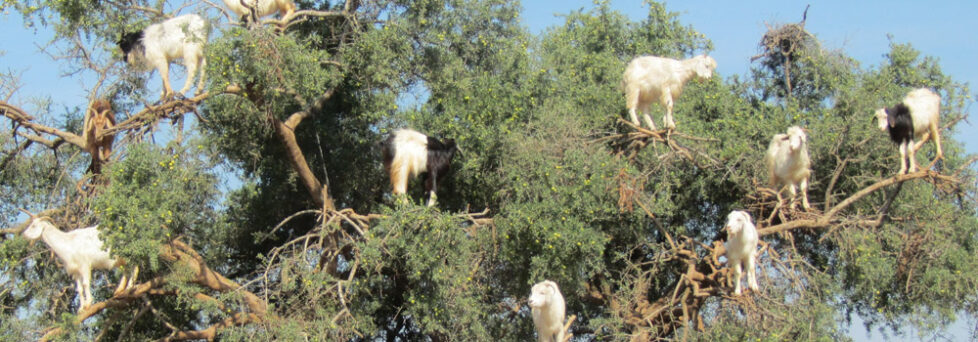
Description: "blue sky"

(2, 0), (976, 340)
(523, 0), (978, 156)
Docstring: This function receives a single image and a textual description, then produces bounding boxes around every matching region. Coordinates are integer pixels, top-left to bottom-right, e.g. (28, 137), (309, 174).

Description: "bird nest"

(759, 23), (815, 62)
(751, 5), (816, 63)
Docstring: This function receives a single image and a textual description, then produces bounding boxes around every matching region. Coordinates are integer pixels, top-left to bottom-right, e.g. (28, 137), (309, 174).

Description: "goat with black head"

(874, 88), (944, 174)
(118, 14), (209, 99)
(381, 129), (458, 207)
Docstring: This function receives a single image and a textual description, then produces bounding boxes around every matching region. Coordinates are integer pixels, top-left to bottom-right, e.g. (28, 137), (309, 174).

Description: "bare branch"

(1, 101), (85, 148)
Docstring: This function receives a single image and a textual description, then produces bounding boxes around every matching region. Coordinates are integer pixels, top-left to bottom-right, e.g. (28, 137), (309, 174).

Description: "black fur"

(380, 134), (396, 174)
(885, 103), (914, 144)
(423, 137), (457, 195)
(379, 131), (458, 204)
(117, 31), (144, 60)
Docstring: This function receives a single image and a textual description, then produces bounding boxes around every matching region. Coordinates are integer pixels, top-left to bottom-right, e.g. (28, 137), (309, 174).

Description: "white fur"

(528, 280), (566, 342)
(22, 217), (136, 312)
(724, 211), (759, 295)
(765, 126), (812, 210)
(388, 129), (429, 196)
(623, 54), (717, 130)
(125, 14), (209, 97)
(222, 0), (296, 20)
(874, 88), (944, 174)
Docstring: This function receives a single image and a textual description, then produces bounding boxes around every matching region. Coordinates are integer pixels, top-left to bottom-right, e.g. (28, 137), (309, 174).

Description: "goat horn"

(18, 208), (37, 219)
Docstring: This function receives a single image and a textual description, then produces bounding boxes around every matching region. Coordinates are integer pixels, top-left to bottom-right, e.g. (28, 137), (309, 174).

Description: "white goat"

(765, 126), (812, 210)
(118, 14), (209, 98)
(622, 54), (717, 130)
(874, 88), (944, 174)
(20, 210), (137, 312)
(724, 210), (759, 296)
(222, 0), (296, 22)
(528, 280), (566, 342)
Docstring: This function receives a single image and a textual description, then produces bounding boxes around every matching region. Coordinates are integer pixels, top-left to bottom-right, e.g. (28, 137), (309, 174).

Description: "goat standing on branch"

(82, 99), (116, 174)
(765, 125), (812, 210)
(724, 210), (759, 295)
(528, 280), (567, 342)
(19, 209), (137, 312)
(222, 0), (296, 25)
(118, 14), (209, 99)
(874, 88), (944, 174)
(622, 55), (717, 130)
(381, 129), (458, 207)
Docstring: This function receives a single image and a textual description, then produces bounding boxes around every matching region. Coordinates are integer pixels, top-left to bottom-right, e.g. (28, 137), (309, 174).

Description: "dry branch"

(595, 119), (721, 167)
(40, 239), (268, 342)
(610, 158), (969, 340)
(759, 169), (959, 236)
(1, 101), (85, 149)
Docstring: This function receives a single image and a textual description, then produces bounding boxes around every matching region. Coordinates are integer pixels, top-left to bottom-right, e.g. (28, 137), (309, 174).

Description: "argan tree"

(0, 1), (975, 341)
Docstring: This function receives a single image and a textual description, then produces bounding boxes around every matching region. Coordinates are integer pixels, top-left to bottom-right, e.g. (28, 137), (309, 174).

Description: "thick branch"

(103, 87), (237, 137)
(1, 102), (85, 148)
(758, 169), (959, 236)
(265, 9), (351, 27)
(272, 116), (330, 210)
(264, 0), (362, 28)
(163, 240), (267, 316)
(38, 239), (269, 342)
(160, 312), (263, 341)
(272, 88), (338, 210)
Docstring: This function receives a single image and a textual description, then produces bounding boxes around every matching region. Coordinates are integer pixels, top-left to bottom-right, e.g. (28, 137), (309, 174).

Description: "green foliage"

(357, 207), (494, 340)
(1, 0), (976, 341)
(89, 143), (218, 270)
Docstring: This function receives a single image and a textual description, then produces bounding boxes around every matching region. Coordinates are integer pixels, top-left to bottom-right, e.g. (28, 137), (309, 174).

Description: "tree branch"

(759, 169), (961, 236)
(1, 102), (85, 148)
(271, 88), (338, 210)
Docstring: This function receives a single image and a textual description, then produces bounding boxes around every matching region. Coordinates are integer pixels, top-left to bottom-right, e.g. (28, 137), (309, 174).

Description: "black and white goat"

(381, 129), (458, 207)
(118, 14), (209, 98)
(874, 88), (944, 174)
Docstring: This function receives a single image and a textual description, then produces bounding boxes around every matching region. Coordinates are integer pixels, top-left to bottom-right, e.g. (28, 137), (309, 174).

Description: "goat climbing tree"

(0, 1), (976, 341)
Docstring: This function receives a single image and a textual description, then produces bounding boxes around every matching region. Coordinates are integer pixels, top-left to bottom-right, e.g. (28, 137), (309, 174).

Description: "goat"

(622, 54), (717, 130)
(222, 0), (296, 23)
(118, 14), (209, 98)
(82, 99), (116, 174)
(528, 280), (566, 342)
(19, 209), (137, 312)
(381, 129), (458, 207)
(765, 126), (812, 210)
(724, 210), (759, 295)
(874, 88), (944, 174)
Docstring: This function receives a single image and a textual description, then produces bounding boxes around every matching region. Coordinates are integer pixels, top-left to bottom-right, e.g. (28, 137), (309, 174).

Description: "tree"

(0, 0), (975, 341)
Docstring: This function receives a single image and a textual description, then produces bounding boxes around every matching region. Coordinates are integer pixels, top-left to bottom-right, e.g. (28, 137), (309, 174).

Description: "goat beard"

(125, 47), (153, 72)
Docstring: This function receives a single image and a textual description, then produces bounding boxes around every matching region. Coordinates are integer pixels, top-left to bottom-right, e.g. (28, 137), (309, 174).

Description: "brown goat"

(82, 99), (116, 174)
